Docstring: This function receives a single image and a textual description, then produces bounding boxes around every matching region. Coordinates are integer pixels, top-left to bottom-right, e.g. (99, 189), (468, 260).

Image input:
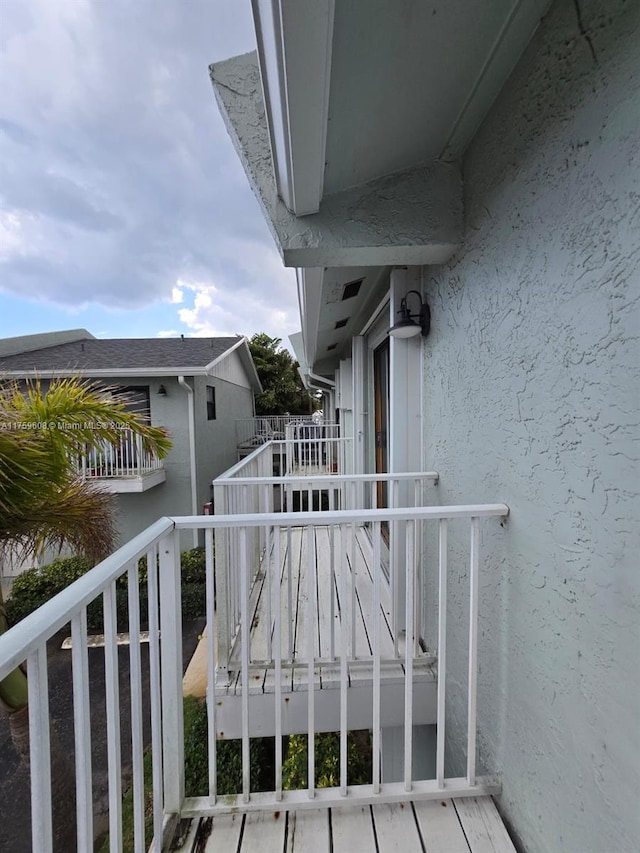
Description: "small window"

(206, 386), (216, 420)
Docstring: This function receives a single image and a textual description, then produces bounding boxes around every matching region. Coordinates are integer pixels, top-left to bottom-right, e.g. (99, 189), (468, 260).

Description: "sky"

(0, 0), (300, 346)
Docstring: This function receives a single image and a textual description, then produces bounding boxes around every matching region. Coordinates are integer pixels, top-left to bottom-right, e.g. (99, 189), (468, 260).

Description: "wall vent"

(342, 279), (363, 300)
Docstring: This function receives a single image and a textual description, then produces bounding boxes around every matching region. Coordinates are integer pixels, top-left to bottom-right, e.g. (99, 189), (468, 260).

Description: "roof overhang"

(252, 0), (334, 216)
(212, 0), (554, 374)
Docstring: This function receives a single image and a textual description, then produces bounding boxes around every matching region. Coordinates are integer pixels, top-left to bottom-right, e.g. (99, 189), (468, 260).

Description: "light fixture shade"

(389, 318), (422, 338)
(389, 290), (430, 338)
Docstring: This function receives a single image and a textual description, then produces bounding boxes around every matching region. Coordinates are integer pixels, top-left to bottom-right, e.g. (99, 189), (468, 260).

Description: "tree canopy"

(248, 333), (317, 416)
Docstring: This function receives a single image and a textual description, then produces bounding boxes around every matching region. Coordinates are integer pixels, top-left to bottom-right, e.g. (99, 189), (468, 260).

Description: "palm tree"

(0, 376), (171, 849)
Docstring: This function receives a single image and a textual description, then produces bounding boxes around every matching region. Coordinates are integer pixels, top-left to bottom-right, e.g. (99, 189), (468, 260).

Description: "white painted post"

(213, 482), (230, 678)
(205, 527), (217, 804)
(28, 645), (53, 853)
(71, 609), (93, 850)
(436, 520), (448, 788)
(307, 526), (316, 799)
(127, 564), (145, 852)
(373, 521), (382, 794)
(274, 527), (283, 801)
(404, 523), (415, 792)
(103, 582), (122, 852)
(240, 527), (250, 804)
(467, 517), (480, 787)
(146, 546), (164, 846)
(339, 524), (349, 797)
(159, 531), (184, 815)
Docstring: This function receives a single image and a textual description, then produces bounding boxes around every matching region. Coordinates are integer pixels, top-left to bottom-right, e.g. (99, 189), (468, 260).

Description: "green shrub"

(6, 548), (207, 629)
(183, 696), (273, 795)
(282, 731), (372, 789)
(5, 556), (93, 623)
(180, 547), (206, 585)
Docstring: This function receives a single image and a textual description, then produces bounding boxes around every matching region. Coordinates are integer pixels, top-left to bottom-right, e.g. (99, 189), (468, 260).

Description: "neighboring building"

(212, 3), (639, 853)
(0, 330), (262, 550)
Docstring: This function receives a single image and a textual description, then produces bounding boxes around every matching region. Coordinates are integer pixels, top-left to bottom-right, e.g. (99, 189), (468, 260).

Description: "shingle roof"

(0, 336), (242, 374)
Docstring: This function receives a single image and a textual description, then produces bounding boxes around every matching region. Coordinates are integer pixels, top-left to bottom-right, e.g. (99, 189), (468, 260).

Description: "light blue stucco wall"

(420, 2), (639, 852)
(99, 374), (254, 550)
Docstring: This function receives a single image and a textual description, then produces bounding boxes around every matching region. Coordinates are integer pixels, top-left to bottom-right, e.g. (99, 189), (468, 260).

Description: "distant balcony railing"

(73, 429), (164, 480)
(0, 498), (508, 851)
(236, 415), (312, 448)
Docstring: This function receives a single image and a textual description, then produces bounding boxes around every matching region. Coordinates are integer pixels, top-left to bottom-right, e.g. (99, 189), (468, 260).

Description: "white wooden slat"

(331, 805), (376, 853)
(103, 583), (123, 853)
(437, 519), (448, 788)
(146, 546), (164, 848)
(314, 527), (336, 664)
(127, 564), (145, 853)
(240, 527), (250, 803)
(28, 645), (53, 853)
(413, 799), (471, 853)
(241, 809), (287, 851)
(371, 802), (423, 852)
(273, 528), (283, 801)
(203, 813), (244, 852)
(205, 528), (217, 804)
(454, 797), (517, 853)
(404, 523), (415, 792)
(71, 609), (93, 851)
(372, 521), (381, 794)
(467, 518), (480, 786)
(307, 526), (316, 799)
(338, 526), (348, 797)
(286, 809), (330, 853)
(159, 532), (185, 814)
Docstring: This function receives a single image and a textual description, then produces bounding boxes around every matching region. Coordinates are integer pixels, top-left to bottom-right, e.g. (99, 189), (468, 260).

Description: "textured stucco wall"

(420, 2), (639, 852)
(193, 375), (255, 509)
(110, 375), (192, 548)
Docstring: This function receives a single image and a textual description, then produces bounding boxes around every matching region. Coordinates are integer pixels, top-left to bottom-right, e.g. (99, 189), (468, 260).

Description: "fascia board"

(205, 336), (263, 394)
(0, 367), (208, 379)
(298, 267), (324, 372)
(252, 0), (334, 215)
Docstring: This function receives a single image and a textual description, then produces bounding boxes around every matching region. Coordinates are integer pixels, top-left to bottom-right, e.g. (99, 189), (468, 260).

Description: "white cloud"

(157, 329), (179, 338)
(0, 1), (303, 338)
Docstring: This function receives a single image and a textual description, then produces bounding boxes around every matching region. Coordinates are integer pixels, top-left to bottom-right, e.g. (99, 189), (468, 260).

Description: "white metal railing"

(74, 429), (164, 480)
(0, 502), (508, 851)
(212, 469), (440, 672)
(236, 415), (331, 449)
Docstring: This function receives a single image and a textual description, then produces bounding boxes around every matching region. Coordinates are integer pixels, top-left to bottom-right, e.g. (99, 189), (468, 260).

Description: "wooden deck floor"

(213, 525), (436, 737)
(177, 796), (516, 852)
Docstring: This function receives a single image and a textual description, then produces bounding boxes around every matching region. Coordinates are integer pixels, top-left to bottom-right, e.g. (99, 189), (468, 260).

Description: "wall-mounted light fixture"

(389, 290), (430, 338)
(158, 384), (168, 396)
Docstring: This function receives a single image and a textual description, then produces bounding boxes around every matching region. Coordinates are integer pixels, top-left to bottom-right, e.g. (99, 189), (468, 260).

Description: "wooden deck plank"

(315, 526), (338, 670)
(413, 798), (471, 853)
(371, 801), (424, 852)
(219, 525), (433, 705)
(203, 812), (244, 852)
(286, 808), (331, 853)
(454, 797), (517, 853)
(241, 809), (287, 852)
(330, 804), (376, 853)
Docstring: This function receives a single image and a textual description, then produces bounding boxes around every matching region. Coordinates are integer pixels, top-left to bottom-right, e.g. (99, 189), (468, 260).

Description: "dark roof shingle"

(0, 336), (242, 374)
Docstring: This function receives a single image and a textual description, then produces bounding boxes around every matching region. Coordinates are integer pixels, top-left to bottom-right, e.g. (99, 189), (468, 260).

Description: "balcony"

(0, 437), (514, 851)
(73, 428), (166, 492)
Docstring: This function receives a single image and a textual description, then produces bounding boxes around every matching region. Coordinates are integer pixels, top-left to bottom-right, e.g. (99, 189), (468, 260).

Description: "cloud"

(0, 1), (300, 337)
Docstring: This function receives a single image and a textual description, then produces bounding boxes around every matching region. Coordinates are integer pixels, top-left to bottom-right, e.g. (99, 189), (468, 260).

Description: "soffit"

(322, 0), (551, 195)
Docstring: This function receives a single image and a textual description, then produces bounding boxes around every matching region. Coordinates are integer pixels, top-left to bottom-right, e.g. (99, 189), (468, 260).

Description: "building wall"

(105, 373), (254, 549)
(109, 375), (193, 548)
(420, 3), (639, 852)
(192, 374), (255, 509)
